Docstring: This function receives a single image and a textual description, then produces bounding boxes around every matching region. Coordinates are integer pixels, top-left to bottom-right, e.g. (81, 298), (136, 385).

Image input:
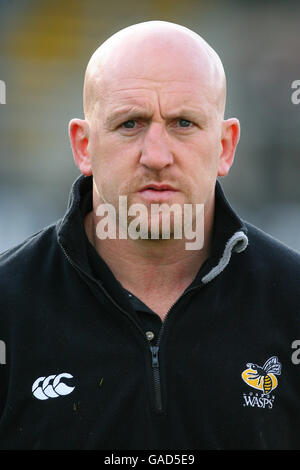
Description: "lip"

(137, 183), (178, 202)
(139, 183), (177, 191)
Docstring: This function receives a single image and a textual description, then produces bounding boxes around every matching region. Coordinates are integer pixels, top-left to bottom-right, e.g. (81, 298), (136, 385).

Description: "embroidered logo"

(241, 356), (281, 409)
(32, 373), (75, 400)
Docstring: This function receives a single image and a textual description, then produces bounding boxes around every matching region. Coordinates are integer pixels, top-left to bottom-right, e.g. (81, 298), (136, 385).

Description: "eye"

(178, 118), (193, 128)
(121, 120), (136, 129)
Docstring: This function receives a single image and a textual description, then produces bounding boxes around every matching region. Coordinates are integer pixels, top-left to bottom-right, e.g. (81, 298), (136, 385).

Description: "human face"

(88, 75), (224, 224)
(71, 34), (239, 237)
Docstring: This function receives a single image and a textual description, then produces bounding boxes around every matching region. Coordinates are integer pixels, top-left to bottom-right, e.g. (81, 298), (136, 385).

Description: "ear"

(68, 118), (92, 176)
(217, 118), (240, 177)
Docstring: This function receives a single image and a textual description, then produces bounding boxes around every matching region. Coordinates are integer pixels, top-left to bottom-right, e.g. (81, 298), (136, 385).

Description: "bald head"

(83, 21), (226, 121)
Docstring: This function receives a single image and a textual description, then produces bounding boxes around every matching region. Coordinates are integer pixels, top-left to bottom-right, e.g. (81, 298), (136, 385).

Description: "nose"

(139, 123), (174, 170)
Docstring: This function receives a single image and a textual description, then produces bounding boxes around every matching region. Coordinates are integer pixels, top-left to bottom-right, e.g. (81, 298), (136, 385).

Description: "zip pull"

(150, 346), (159, 367)
(149, 345), (162, 411)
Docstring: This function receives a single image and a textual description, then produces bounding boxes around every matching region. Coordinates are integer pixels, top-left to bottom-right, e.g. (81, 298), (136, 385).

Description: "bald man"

(0, 21), (300, 451)
(70, 21), (239, 319)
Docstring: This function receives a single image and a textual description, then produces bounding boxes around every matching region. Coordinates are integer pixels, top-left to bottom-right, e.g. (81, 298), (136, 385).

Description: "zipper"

(59, 239), (203, 413)
(146, 282), (204, 412)
(149, 345), (162, 411)
(147, 308), (173, 412)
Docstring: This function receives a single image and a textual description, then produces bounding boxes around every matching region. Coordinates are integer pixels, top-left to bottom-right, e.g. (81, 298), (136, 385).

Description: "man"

(0, 21), (299, 450)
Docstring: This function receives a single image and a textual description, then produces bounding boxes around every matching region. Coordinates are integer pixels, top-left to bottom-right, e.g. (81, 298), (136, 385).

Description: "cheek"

(88, 133), (114, 176)
(183, 136), (219, 173)
(90, 140), (137, 202)
(181, 136), (220, 199)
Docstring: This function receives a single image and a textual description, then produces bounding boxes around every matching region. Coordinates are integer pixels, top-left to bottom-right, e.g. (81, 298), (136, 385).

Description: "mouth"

(137, 184), (178, 202)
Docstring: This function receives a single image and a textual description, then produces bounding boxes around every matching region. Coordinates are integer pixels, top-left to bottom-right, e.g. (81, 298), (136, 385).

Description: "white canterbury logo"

(32, 373), (75, 400)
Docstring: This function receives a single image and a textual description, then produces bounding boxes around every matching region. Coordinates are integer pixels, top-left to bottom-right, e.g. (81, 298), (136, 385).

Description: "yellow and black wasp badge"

(242, 356), (282, 396)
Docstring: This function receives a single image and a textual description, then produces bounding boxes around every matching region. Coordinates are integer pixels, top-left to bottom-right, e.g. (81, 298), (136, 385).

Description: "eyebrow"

(104, 106), (153, 128)
(104, 105), (208, 128)
(165, 107), (207, 124)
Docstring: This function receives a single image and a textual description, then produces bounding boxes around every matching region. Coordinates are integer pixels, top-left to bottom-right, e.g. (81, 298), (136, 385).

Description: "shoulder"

(243, 221), (300, 278)
(0, 222), (64, 329)
(0, 221), (60, 284)
(245, 221), (300, 261)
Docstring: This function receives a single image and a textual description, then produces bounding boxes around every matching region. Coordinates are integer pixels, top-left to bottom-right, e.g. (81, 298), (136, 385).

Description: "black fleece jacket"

(0, 175), (299, 450)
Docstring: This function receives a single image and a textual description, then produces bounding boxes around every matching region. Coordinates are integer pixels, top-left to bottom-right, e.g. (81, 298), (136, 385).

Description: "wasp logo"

(242, 356), (281, 396)
(32, 373), (75, 400)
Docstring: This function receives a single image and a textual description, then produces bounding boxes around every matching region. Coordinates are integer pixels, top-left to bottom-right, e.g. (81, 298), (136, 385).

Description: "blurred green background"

(0, 0), (299, 252)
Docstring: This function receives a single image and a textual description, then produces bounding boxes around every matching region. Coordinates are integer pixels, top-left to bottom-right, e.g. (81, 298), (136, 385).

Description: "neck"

(84, 199), (215, 320)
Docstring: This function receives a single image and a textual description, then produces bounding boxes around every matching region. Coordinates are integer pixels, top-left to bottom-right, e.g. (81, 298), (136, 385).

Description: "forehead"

(98, 76), (216, 118)
(85, 31), (225, 119)
(85, 30), (223, 120)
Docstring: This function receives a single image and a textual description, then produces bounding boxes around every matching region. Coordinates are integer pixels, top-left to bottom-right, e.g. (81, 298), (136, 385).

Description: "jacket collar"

(56, 174), (248, 287)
